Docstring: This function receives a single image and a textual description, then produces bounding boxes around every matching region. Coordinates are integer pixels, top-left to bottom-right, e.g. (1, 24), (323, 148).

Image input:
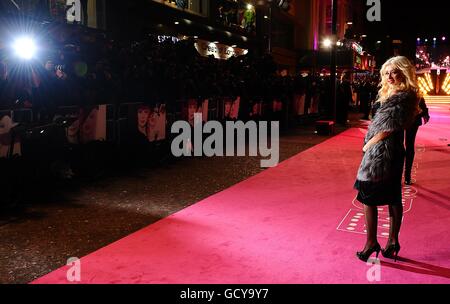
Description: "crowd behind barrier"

(0, 25), (379, 207)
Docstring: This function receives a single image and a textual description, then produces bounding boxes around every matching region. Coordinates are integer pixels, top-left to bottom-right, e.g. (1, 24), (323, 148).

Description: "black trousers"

(405, 124), (419, 180)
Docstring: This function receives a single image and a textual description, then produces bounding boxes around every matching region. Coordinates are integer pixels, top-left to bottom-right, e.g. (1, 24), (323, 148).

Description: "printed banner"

(294, 95), (306, 115)
(183, 99), (209, 126)
(0, 114), (21, 158)
(56, 105), (107, 145)
(223, 96), (240, 120)
(249, 100), (263, 119)
(137, 104), (167, 142)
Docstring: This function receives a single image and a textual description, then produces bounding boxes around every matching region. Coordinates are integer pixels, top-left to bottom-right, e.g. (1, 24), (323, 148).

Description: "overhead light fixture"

(174, 21), (179, 25)
(347, 22), (353, 25)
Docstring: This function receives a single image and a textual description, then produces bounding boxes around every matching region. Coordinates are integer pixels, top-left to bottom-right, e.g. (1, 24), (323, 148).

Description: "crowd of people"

(1, 25), (355, 126)
(0, 21), (385, 144)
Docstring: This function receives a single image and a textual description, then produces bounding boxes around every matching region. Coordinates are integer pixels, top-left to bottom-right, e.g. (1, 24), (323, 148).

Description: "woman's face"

(148, 112), (158, 129)
(384, 66), (404, 86)
(138, 107), (150, 128)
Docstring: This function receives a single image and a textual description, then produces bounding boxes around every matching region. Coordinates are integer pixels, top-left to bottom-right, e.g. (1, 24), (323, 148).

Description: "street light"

(323, 38), (332, 48)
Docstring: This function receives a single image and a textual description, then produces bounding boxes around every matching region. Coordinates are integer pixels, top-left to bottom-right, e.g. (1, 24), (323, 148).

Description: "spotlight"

(13, 37), (37, 60)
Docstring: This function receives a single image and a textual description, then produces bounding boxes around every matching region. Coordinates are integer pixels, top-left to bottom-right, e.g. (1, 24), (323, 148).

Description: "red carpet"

(33, 105), (450, 284)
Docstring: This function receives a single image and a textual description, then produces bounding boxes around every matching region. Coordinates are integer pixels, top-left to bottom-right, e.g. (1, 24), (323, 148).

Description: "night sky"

(360, 0), (449, 61)
(365, 0), (448, 40)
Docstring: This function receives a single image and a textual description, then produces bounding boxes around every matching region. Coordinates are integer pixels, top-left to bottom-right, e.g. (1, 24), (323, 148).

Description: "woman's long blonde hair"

(377, 56), (418, 103)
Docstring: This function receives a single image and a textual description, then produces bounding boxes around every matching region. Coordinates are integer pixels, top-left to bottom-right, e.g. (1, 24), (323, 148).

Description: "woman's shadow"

(381, 257), (450, 280)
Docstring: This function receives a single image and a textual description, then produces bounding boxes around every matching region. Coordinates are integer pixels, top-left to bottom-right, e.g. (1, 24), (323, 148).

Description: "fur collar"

(381, 90), (417, 108)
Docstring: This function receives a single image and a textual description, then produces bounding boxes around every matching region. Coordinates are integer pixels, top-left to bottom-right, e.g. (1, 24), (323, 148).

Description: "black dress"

(354, 91), (418, 207)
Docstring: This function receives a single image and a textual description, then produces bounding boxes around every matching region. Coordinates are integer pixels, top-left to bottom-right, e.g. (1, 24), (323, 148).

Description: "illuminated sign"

(194, 40), (248, 60)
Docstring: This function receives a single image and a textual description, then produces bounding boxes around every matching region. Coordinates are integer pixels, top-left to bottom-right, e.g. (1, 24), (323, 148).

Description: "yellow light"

(424, 73), (434, 89)
(323, 38), (332, 48)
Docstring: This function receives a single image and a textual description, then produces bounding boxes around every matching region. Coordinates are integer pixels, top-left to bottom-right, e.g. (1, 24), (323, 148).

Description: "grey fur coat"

(356, 90), (418, 183)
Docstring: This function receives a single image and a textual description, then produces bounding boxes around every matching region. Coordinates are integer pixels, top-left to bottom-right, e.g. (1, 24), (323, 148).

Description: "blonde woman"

(354, 56), (419, 262)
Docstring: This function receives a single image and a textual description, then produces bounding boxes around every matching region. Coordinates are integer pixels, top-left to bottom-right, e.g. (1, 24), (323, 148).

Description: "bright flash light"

(13, 37), (37, 60)
(247, 4), (253, 10)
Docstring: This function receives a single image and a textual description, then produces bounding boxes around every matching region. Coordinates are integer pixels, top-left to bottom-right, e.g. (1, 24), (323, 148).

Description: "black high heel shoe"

(382, 244), (401, 262)
(356, 243), (381, 262)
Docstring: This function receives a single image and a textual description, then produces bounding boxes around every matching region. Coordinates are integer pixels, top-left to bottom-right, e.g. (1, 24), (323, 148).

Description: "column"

(87, 0), (97, 28)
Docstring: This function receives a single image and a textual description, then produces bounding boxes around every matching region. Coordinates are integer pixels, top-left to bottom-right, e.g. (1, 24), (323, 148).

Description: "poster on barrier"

(224, 97), (240, 120)
(249, 99), (262, 119)
(184, 99), (208, 126)
(309, 95), (320, 114)
(147, 104), (167, 142)
(58, 105), (107, 144)
(294, 94), (306, 115)
(0, 114), (21, 158)
(136, 104), (167, 142)
(273, 99), (283, 112)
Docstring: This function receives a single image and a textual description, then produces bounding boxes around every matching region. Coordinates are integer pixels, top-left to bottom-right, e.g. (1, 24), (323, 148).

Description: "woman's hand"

(363, 131), (392, 153)
(363, 143), (370, 153)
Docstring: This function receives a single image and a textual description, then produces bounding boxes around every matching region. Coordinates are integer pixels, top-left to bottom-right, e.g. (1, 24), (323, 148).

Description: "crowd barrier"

(0, 94), (323, 183)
